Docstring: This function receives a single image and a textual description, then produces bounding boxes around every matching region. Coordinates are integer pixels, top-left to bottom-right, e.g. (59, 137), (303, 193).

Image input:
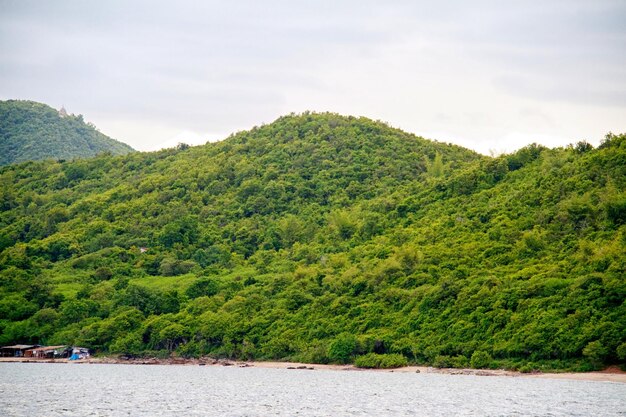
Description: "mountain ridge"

(0, 112), (624, 371)
(0, 100), (134, 165)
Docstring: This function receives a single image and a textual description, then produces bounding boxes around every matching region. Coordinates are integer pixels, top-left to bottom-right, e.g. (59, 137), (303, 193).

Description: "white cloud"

(1, 0), (624, 154)
(149, 130), (220, 152)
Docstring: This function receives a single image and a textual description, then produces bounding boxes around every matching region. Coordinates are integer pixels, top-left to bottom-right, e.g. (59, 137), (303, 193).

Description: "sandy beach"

(1, 356), (624, 383)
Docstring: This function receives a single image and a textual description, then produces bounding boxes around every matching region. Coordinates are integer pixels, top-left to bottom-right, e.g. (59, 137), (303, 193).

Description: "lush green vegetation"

(355, 353), (408, 369)
(0, 112), (624, 371)
(0, 100), (133, 165)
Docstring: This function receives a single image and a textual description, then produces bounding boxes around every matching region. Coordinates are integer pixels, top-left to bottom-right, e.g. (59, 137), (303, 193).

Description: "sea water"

(0, 363), (624, 416)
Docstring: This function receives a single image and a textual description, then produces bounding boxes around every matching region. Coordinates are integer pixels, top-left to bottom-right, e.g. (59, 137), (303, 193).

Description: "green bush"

(617, 342), (626, 361)
(109, 332), (143, 354)
(470, 350), (493, 369)
(518, 363), (537, 373)
(433, 354), (469, 368)
(450, 354), (469, 368)
(582, 341), (607, 367)
(432, 355), (453, 368)
(327, 333), (357, 364)
(355, 353), (408, 369)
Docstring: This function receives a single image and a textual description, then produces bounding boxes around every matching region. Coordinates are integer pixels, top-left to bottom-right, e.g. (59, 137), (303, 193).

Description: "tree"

(186, 278), (219, 299)
(159, 323), (187, 351)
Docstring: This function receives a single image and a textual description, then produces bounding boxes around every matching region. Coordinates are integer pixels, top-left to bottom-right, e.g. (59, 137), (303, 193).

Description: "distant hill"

(0, 112), (624, 371)
(0, 100), (133, 165)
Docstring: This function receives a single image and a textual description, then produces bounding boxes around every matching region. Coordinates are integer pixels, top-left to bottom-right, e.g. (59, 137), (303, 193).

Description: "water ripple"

(0, 363), (624, 416)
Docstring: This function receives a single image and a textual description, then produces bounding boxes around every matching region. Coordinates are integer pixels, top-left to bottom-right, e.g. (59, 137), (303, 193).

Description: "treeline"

(0, 113), (624, 371)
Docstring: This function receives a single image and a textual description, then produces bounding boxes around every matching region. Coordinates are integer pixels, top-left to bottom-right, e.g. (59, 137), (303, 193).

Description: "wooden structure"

(0, 344), (38, 357)
(24, 345), (69, 358)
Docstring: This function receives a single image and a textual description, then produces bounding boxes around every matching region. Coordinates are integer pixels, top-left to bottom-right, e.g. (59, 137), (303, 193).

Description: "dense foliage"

(0, 112), (624, 371)
(0, 100), (133, 165)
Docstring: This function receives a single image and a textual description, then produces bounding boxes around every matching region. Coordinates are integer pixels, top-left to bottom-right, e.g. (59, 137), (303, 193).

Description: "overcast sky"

(1, 1), (625, 154)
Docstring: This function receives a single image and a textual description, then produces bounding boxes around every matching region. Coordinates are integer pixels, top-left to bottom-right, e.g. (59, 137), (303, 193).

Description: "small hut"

(25, 345), (68, 358)
(0, 345), (38, 357)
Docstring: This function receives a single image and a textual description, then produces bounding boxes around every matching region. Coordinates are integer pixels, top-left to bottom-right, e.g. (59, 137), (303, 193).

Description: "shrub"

(432, 355), (453, 368)
(616, 342), (626, 370)
(451, 354), (469, 368)
(518, 363), (537, 373)
(160, 258), (197, 276)
(109, 332), (143, 354)
(606, 198), (626, 226)
(470, 350), (493, 369)
(582, 340), (607, 367)
(94, 267), (113, 281)
(327, 333), (357, 364)
(431, 354), (469, 368)
(617, 342), (626, 361)
(355, 353), (408, 369)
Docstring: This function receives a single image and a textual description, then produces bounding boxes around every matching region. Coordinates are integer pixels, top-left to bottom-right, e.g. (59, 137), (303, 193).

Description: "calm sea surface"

(0, 363), (624, 416)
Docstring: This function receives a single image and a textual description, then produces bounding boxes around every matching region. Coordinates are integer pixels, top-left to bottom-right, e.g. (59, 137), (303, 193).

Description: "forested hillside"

(0, 113), (624, 371)
(0, 100), (133, 165)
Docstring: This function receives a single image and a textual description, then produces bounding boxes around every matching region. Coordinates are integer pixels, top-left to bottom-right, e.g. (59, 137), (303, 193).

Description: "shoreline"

(2, 357), (624, 383)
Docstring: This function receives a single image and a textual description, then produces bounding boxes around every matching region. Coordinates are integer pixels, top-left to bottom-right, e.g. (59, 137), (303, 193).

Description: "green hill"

(0, 112), (624, 371)
(0, 100), (133, 165)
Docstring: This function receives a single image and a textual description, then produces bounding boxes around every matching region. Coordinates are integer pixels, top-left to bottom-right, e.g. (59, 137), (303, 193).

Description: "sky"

(1, 0), (625, 154)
